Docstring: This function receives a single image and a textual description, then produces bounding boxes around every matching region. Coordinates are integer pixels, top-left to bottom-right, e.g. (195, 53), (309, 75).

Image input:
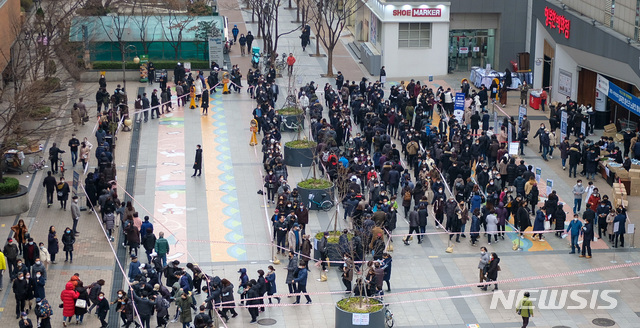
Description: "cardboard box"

(603, 131), (617, 138)
(604, 123), (617, 132)
(617, 169), (630, 179)
(616, 199), (630, 207)
(630, 169), (640, 178)
(615, 133), (624, 142)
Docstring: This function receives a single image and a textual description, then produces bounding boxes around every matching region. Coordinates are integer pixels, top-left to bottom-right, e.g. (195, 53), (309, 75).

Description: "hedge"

(0, 177), (20, 195)
(285, 139), (316, 149)
(92, 60), (211, 70)
(337, 297), (383, 313)
(298, 178), (332, 190)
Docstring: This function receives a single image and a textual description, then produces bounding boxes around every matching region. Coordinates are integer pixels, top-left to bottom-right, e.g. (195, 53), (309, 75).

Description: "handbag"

(237, 286), (245, 295)
(544, 220), (551, 230)
(83, 116), (90, 123)
(497, 265), (502, 271)
(75, 299), (87, 308)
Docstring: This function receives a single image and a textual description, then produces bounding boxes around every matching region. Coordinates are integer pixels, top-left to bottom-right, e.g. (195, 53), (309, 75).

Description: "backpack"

(403, 190), (412, 201)
(160, 297), (170, 310)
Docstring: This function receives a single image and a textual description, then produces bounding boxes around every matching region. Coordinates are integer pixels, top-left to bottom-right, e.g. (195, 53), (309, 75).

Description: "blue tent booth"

(70, 15), (228, 62)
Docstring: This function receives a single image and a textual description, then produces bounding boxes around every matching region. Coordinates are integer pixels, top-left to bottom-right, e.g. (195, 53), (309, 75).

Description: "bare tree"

(161, 0), (196, 61)
(132, 4), (158, 55)
(253, 0), (301, 67)
(307, 0), (361, 76)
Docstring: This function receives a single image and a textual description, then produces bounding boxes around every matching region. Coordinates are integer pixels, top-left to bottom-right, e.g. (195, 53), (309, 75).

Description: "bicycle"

(27, 156), (47, 174)
(308, 193), (333, 211)
(384, 305), (394, 328)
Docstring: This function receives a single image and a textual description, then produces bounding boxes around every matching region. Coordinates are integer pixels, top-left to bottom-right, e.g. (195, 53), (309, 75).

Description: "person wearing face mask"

(31, 257), (46, 283)
(477, 247), (490, 287)
(23, 238), (40, 270)
(61, 227), (76, 263)
(18, 311), (33, 328)
(566, 214), (583, 254)
(70, 196), (81, 235)
(56, 178), (70, 210)
(264, 171), (277, 204)
(35, 297), (53, 328)
(13, 272), (28, 319)
(96, 292), (110, 328)
(572, 179), (585, 214)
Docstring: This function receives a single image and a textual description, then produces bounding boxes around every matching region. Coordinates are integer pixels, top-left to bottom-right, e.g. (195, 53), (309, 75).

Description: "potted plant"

(278, 106), (304, 132)
(296, 177), (334, 210)
(284, 139), (316, 167)
(314, 230), (354, 262)
(335, 296), (386, 328)
(0, 176), (29, 216)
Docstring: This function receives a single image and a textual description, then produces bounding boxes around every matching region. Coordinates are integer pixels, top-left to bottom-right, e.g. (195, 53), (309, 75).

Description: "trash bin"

(529, 91), (541, 110)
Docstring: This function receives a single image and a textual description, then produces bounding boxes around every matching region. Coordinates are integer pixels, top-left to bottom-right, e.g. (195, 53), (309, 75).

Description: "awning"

(560, 45), (640, 90)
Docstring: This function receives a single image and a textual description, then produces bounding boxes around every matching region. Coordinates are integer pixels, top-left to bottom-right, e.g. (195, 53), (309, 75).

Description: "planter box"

(284, 145), (314, 167)
(335, 300), (386, 328)
(296, 183), (334, 211)
(280, 114), (305, 132)
(0, 185), (30, 216)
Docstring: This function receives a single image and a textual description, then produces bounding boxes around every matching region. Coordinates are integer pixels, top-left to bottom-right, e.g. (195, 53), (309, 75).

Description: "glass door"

(449, 29), (495, 71)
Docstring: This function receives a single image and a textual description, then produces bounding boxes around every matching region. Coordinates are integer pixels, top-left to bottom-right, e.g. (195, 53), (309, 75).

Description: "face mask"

(37, 302), (42, 306)
(22, 316), (27, 320)
(36, 274), (41, 278)
(99, 296), (104, 300)
(481, 251), (486, 255)
(490, 182), (494, 185)
(36, 261), (41, 265)
(18, 277), (24, 280)
(118, 294), (123, 298)
(26, 275), (30, 279)
(18, 263), (22, 267)
(121, 301), (126, 304)
(29, 242), (33, 245)
(573, 217), (578, 221)
(66, 231), (71, 234)
(578, 183), (582, 186)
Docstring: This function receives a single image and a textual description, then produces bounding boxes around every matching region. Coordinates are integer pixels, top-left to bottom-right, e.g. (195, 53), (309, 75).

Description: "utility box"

(360, 42), (381, 76)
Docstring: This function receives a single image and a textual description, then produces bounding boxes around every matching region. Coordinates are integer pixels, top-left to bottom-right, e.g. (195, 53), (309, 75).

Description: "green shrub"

(20, 0), (33, 10)
(285, 139), (316, 149)
(92, 60), (211, 70)
(337, 297), (383, 313)
(188, 1), (213, 15)
(297, 178), (332, 190)
(28, 106), (51, 119)
(0, 177), (20, 195)
(278, 107), (303, 116)
(31, 77), (60, 93)
(315, 230), (353, 244)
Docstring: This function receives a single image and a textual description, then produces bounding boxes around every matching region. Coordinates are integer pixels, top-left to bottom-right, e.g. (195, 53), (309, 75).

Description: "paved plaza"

(1, 1), (640, 328)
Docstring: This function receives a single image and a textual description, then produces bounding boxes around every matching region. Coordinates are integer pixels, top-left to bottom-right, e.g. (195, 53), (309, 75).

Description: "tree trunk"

(315, 34), (320, 56)
(121, 44), (127, 91)
(326, 49), (334, 77)
(288, 0), (292, 9)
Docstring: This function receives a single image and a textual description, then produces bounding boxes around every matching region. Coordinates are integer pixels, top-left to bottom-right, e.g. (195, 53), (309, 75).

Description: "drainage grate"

(258, 318), (278, 325)
(592, 318), (616, 327)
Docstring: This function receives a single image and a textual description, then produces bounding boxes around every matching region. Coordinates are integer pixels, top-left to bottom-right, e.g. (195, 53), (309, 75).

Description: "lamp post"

(121, 44), (138, 92)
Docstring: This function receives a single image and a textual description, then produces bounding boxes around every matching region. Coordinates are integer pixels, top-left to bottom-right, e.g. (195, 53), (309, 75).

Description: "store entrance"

(448, 29), (495, 72)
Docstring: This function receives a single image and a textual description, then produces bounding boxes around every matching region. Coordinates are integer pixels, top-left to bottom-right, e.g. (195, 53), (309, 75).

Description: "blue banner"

(455, 92), (465, 111)
(597, 74), (640, 116)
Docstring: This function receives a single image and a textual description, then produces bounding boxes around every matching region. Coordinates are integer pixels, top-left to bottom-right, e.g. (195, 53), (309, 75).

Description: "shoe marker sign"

(393, 8), (441, 17)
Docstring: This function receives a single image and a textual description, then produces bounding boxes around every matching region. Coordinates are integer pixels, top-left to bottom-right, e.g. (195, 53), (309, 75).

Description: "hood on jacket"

(65, 282), (75, 290)
(238, 268), (246, 275)
(498, 202), (504, 208)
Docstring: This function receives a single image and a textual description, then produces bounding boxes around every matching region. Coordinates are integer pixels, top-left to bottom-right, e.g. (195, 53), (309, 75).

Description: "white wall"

(381, 22), (449, 78)
(552, 45), (579, 103)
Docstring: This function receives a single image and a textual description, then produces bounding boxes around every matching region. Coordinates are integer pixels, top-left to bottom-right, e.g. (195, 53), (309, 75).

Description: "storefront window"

(398, 23), (432, 48)
(448, 29), (495, 72)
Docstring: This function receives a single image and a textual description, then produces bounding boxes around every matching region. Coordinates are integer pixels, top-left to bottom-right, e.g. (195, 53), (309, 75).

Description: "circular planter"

(296, 181), (335, 211)
(335, 298), (386, 328)
(280, 114), (305, 132)
(314, 242), (343, 262)
(0, 185), (30, 216)
(284, 144), (314, 167)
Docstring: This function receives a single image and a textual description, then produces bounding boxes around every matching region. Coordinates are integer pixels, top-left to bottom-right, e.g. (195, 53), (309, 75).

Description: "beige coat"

(71, 108), (82, 125)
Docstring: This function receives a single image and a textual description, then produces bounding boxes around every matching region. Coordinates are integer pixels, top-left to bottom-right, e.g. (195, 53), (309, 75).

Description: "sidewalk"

(0, 81), (130, 327)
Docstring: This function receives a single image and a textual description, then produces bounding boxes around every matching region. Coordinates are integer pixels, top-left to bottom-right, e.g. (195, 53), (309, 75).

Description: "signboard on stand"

(509, 142), (519, 155)
(208, 37), (224, 69)
(560, 111), (568, 141)
(518, 105), (527, 125)
(453, 92), (465, 123)
(546, 179), (553, 195)
(535, 167), (541, 182)
(72, 171), (79, 194)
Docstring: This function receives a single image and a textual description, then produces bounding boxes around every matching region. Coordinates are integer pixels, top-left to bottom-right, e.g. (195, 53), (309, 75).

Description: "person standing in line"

(613, 208), (626, 248)
(516, 291), (534, 328)
(61, 227), (75, 263)
(477, 247), (489, 287)
(0, 247), (6, 291)
(13, 272), (28, 319)
(403, 206), (420, 245)
(4, 238), (19, 275)
(265, 265), (281, 304)
(285, 251), (298, 294)
(316, 232), (328, 271)
(245, 281), (259, 324)
(154, 232), (169, 266)
(68, 134), (80, 168)
(580, 217), (594, 258)
(519, 81), (530, 105)
(11, 219), (28, 255)
(70, 196), (80, 235)
(201, 89), (209, 116)
(142, 92), (150, 122)
(286, 53), (296, 76)
(56, 177), (70, 210)
(192, 145), (202, 177)
(43, 172), (57, 208)
(291, 263), (312, 304)
(48, 143), (65, 174)
(572, 179), (585, 214)
(151, 89), (160, 119)
(47, 227), (59, 264)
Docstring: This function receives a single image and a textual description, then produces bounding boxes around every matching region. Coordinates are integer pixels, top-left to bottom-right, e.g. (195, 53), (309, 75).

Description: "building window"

(398, 23), (432, 48)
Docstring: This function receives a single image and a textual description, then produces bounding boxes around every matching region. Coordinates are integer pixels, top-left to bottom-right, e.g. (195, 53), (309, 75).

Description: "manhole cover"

(592, 318), (616, 327)
(258, 318), (278, 326)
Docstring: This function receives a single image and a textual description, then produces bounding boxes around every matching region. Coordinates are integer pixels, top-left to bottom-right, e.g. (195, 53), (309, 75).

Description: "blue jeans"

(460, 223), (466, 235)
(542, 145), (549, 160)
(70, 150), (78, 166)
(569, 165), (577, 178)
(562, 158), (567, 167)
(549, 146), (554, 156)
(570, 234), (580, 253)
(573, 199), (582, 213)
(160, 253), (167, 266)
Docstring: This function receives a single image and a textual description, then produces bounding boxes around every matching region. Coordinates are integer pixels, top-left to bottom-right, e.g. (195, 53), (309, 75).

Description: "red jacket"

(287, 56), (296, 66)
(60, 282), (79, 317)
